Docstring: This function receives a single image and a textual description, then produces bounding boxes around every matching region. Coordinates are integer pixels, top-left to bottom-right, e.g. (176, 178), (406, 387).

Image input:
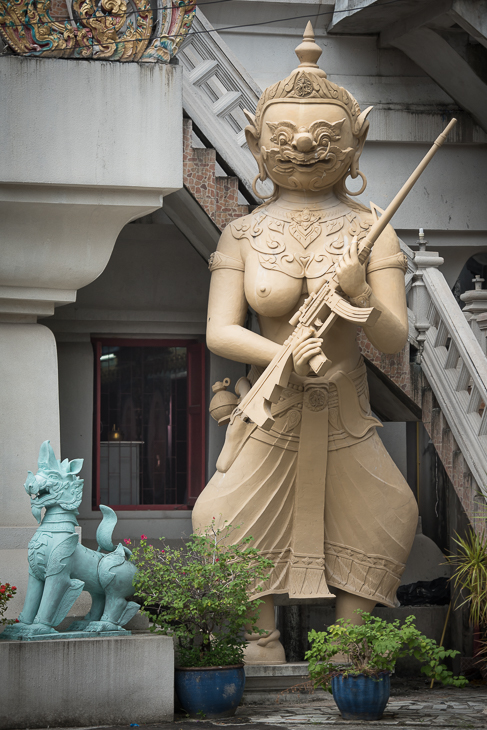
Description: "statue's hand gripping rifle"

(236, 119), (457, 431)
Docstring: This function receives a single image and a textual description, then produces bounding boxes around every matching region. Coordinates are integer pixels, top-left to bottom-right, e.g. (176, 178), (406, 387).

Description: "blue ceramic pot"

(331, 672), (391, 721)
(175, 664), (246, 719)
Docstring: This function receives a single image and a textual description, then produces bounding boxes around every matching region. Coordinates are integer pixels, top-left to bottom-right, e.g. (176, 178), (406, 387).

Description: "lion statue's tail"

(96, 505), (131, 556)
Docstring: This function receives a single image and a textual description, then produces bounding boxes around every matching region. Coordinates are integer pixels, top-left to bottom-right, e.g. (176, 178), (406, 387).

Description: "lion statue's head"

(24, 441), (84, 523)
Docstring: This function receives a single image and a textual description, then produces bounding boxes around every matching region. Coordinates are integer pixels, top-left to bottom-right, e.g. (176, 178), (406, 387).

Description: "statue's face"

(258, 102), (357, 192)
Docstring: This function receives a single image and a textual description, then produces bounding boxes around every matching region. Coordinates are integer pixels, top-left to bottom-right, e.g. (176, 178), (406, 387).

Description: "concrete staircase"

(360, 239), (487, 535)
(183, 118), (248, 231)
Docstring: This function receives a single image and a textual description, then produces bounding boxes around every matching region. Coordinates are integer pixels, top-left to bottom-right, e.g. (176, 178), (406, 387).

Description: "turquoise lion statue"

(2, 441), (139, 639)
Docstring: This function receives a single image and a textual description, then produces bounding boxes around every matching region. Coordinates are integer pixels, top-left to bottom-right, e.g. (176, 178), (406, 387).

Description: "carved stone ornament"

(304, 386), (328, 412)
(0, 0), (195, 61)
(289, 208), (322, 248)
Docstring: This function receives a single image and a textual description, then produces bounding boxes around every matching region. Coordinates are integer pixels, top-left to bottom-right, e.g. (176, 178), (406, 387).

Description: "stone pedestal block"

(0, 635), (174, 729)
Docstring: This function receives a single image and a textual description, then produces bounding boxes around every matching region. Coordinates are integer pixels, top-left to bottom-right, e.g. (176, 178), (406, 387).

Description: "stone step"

(242, 662), (322, 704)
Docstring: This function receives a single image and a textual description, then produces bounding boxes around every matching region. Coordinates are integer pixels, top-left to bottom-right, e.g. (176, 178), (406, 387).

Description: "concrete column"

(0, 56), (183, 619)
(0, 324), (60, 616)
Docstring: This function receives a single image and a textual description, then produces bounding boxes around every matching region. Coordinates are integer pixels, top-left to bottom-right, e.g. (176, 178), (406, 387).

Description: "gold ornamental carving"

(0, 0), (196, 61)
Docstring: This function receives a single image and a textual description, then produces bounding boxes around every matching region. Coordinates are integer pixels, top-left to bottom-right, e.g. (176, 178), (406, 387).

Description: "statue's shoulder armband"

(367, 252), (408, 275)
(208, 251), (245, 273)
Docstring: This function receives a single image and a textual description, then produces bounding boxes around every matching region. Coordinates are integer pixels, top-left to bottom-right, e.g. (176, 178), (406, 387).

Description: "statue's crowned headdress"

(246, 22), (372, 139)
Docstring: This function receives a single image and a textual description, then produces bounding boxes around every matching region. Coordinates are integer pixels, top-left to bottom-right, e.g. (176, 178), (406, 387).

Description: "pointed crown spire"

(245, 23), (373, 139)
(294, 22), (326, 77)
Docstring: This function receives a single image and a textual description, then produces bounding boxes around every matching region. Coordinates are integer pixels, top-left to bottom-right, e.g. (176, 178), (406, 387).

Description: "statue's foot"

(84, 620), (128, 633)
(29, 622), (58, 635)
(0, 621), (28, 639)
(331, 651), (351, 665)
(244, 629), (286, 665)
(1, 621), (57, 639)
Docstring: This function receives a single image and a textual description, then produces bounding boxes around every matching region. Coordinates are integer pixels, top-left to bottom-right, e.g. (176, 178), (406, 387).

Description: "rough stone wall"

(183, 118), (248, 231)
(357, 328), (419, 404)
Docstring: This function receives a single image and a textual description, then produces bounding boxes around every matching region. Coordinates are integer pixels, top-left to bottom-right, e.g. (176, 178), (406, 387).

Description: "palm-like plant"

(447, 529), (487, 628)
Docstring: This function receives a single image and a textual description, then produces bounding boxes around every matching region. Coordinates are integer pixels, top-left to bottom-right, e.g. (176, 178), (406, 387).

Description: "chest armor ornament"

(231, 207), (372, 280)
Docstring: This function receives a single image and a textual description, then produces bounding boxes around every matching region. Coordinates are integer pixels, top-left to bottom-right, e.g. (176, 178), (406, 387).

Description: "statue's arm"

(362, 225), (409, 354)
(206, 227), (281, 367)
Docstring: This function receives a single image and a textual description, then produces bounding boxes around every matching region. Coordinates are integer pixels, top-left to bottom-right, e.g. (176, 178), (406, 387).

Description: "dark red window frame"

(92, 338), (206, 511)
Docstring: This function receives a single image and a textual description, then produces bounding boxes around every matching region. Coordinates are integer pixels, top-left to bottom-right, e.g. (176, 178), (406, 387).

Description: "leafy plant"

(447, 529), (487, 628)
(130, 522), (273, 668)
(306, 611), (468, 691)
(0, 582), (18, 626)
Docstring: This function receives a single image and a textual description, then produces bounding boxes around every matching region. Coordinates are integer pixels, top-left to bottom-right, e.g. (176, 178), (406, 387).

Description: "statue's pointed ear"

(357, 105), (373, 130)
(356, 106), (373, 141)
(350, 106), (373, 178)
(38, 441), (51, 470)
(47, 442), (58, 470)
(69, 459), (84, 475)
(243, 109), (256, 127)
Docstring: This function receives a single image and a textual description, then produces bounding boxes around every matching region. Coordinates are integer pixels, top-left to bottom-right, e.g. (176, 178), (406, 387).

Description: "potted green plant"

(305, 611), (467, 721)
(130, 522), (272, 719)
(448, 528), (487, 679)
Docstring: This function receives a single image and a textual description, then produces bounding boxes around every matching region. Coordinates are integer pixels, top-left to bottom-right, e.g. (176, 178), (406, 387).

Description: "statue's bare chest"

(231, 206), (372, 318)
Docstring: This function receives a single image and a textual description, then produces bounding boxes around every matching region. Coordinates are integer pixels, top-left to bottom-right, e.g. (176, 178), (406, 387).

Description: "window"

(92, 339), (205, 509)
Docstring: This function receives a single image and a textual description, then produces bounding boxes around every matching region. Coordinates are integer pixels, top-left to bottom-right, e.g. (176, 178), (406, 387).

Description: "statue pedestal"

(242, 662), (320, 704)
(0, 634), (174, 729)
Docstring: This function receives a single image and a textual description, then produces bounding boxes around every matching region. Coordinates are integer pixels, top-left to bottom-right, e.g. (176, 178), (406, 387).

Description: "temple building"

(1, 0), (487, 660)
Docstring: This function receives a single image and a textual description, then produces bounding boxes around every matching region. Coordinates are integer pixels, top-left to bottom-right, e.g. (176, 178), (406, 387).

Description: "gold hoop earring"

(343, 170), (367, 197)
(252, 174), (276, 200)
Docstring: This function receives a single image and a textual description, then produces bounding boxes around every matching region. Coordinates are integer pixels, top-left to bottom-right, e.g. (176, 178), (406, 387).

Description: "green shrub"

(306, 611), (468, 691)
(130, 522), (273, 667)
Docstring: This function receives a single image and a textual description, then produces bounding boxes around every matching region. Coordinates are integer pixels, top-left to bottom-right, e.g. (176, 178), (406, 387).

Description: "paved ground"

(176, 685), (487, 729)
(33, 680), (487, 730)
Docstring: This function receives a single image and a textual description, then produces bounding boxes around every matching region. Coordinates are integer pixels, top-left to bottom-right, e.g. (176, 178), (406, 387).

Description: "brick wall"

(182, 118), (248, 231)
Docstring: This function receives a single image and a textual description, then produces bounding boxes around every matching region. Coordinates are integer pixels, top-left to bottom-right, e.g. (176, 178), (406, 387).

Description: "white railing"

(179, 9), (272, 199)
(407, 247), (487, 501)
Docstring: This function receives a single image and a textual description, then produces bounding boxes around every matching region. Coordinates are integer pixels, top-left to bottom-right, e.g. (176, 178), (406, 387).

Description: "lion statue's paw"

(84, 620), (128, 633)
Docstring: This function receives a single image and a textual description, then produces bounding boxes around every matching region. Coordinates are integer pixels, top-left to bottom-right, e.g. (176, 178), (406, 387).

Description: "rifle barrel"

(359, 118), (457, 262)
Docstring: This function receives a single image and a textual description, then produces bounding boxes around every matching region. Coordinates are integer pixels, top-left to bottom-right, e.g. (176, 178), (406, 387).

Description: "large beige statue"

(193, 25), (423, 664)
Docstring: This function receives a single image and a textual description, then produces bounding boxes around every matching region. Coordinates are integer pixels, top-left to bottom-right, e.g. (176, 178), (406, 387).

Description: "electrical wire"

(1, 0), (406, 40)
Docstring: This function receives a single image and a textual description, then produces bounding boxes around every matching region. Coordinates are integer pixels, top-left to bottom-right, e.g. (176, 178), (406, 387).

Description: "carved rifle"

(237, 118), (457, 431)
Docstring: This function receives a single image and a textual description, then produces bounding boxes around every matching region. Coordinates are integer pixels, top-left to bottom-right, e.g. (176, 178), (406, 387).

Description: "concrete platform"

(243, 662), (326, 704)
(0, 634), (173, 729)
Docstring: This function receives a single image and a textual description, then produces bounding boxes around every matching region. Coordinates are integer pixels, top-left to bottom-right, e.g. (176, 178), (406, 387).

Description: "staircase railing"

(179, 9), (271, 199)
(407, 244), (487, 501)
